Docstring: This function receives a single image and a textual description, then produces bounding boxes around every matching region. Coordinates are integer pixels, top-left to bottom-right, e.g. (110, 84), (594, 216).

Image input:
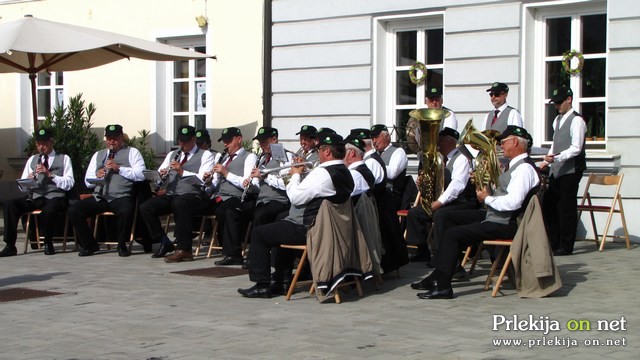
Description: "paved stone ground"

(0, 227), (637, 359)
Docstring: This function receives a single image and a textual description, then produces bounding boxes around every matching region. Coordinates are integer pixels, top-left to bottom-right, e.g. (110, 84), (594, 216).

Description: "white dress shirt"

(548, 107), (587, 163)
(363, 149), (386, 185)
(286, 160), (344, 207)
(21, 150), (75, 191)
(437, 149), (470, 205)
(484, 153), (539, 212)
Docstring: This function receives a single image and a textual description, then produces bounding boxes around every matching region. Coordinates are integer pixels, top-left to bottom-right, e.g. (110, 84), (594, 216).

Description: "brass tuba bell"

(409, 108), (450, 216)
(458, 119), (501, 191)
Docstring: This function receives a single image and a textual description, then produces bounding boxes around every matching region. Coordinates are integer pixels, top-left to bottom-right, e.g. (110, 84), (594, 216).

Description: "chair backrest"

(579, 173), (624, 206)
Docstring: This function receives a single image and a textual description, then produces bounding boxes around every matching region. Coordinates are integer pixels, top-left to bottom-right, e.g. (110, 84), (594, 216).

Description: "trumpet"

(155, 147), (182, 192)
(259, 161), (313, 176)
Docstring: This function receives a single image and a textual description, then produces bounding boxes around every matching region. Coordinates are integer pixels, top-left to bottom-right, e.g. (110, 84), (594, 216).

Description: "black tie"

(42, 155), (49, 169)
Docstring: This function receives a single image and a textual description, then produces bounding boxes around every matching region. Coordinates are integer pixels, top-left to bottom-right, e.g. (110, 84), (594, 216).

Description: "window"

(542, 12), (606, 143)
(389, 22), (443, 144)
(36, 71), (64, 126)
(169, 41), (207, 145)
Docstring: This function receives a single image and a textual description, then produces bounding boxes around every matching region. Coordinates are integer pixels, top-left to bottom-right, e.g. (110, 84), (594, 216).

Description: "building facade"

(268, 0), (639, 242)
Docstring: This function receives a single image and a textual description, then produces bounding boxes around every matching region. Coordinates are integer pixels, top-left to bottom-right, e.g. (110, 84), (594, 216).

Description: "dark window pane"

(426, 29), (443, 65)
(545, 61), (570, 98)
(173, 82), (189, 112)
(396, 71), (416, 105)
(395, 109), (413, 145)
(581, 102), (605, 140)
(195, 115), (206, 129)
(582, 14), (606, 54)
(37, 89), (51, 117)
(173, 116), (189, 145)
(397, 31), (417, 66)
(545, 104), (558, 142)
(425, 69), (443, 93)
(546, 17), (571, 56)
(37, 72), (51, 86)
(174, 60), (189, 78)
(581, 58), (606, 97)
(56, 72), (64, 86)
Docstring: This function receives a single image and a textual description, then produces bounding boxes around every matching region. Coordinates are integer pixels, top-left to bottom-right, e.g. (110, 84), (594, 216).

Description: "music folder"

(16, 178), (37, 193)
(269, 143), (288, 163)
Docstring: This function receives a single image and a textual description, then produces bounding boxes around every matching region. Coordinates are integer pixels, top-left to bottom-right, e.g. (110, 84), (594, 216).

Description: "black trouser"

(431, 199), (480, 253)
(543, 173), (581, 252)
(405, 205), (431, 255)
(139, 194), (212, 251)
(68, 196), (134, 249)
(432, 209), (517, 286)
(3, 196), (67, 246)
(248, 220), (307, 284)
(222, 200), (289, 258)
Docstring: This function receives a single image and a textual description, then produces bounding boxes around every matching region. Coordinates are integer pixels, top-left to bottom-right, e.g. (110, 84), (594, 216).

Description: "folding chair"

(24, 210), (73, 253)
(577, 173), (631, 251)
(482, 239), (515, 297)
(93, 196), (139, 252)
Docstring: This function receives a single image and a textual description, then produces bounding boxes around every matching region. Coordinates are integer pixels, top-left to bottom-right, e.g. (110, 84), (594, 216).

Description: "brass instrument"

(409, 108), (450, 216)
(259, 161), (313, 176)
(458, 119), (501, 191)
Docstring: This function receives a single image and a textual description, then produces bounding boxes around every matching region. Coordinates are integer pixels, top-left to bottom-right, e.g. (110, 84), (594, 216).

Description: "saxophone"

(458, 119), (501, 191)
(409, 108), (450, 216)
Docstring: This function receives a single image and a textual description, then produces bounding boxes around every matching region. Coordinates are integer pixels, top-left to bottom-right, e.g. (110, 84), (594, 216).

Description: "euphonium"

(409, 108), (450, 216)
(458, 119), (501, 191)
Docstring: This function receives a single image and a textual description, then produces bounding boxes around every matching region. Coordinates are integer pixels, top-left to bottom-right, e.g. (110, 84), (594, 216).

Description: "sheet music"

(270, 143), (288, 163)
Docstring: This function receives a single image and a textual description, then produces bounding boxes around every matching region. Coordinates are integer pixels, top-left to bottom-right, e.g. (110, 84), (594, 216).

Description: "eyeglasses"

(489, 92), (504, 98)
(499, 137), (513, 145)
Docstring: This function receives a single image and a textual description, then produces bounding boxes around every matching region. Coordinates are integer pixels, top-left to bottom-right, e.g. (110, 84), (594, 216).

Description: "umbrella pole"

(29, 73), (39, 133)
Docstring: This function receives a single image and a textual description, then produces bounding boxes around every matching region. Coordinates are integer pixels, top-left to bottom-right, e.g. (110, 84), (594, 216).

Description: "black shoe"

(0, 245), (18, 257)
(118, 245), (130, 257)
(151, 242), (175, 258)
(411, 279), (438, 291)
(78, 244), (99, 257)
(215, 255), (243, 266)
(417, 286), (454, 299)
(409, 251), (431, 263)
(44, 243), (56, 255)
(238, 284), (272, 298)
(242, 259), (250, 270)
(553, 248), (572, 256)
(452, 266), (468, 282)
(270, 282), (290, 296)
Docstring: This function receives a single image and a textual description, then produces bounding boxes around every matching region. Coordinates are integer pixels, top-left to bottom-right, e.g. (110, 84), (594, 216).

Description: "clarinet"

(98, 147), (115, 197)
(239, 151), (265, 204)
(155, 147), (182, 192)
(27, 151), (45, 202)
(201, 149), (227, 192)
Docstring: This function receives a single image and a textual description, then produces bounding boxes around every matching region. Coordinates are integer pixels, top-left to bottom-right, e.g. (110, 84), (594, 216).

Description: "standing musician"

(482, 82), (524, 133)
(68, 124), (146, 257)
(415, 126), (539, 299)
(208, 127), (258, 266)
(238, 133), (354, 298)
(218, 126), (293, 266)
(140, 125), (215, 262)
(0, 128), (74, 257)
(294, 125), (319, 165)
(425, 87), (458, 131)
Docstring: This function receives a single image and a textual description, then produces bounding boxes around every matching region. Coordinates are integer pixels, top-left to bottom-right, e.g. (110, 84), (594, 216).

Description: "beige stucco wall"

(0, 0), (264, 186)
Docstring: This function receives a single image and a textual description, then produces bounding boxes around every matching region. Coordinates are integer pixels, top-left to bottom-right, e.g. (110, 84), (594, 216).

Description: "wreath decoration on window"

(409, 62), (428, 85)
(562, 50), (584, 76)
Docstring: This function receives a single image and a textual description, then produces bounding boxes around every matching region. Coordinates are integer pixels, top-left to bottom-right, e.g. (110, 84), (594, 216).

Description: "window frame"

(35, 71), (64, 127)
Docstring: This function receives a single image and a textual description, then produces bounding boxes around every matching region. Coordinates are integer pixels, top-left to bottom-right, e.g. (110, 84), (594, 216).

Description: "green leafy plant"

(24, 93), (102, 192)
(126, 129), (157, 170)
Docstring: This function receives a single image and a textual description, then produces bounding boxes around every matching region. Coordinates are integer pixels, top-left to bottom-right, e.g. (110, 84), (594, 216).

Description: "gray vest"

(550, 112), (586, 178)
(166, 148), (206, 196)
(257, 156), (289, 205)
(218, 150), (250, 200)
(93, 147), (133, 202)
(485, 157), (532, 225)
(484, 106), (514, 133)
(30, 153), (66, 199)
(444, 150), (473, 204)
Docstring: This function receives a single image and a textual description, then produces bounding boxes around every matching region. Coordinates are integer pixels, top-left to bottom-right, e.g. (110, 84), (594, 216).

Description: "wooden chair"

(460, 243), (482, 275)
(577, 173), (630, 251)
(482, 239), (515, 297)
(163, 213), (218, 257)
(280, 244), (363, 304)
(397, 191), (421, 245)
(93, 196), (139, 252)
(23, 210), (73, 253)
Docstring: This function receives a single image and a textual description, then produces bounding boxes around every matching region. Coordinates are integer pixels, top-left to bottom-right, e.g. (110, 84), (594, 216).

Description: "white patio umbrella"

(0, 15), (215, 131)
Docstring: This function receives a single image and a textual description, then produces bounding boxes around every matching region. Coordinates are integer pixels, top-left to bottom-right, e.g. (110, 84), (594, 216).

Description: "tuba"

(458, 119), (501, 192)
(409, 108), (450, 216)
